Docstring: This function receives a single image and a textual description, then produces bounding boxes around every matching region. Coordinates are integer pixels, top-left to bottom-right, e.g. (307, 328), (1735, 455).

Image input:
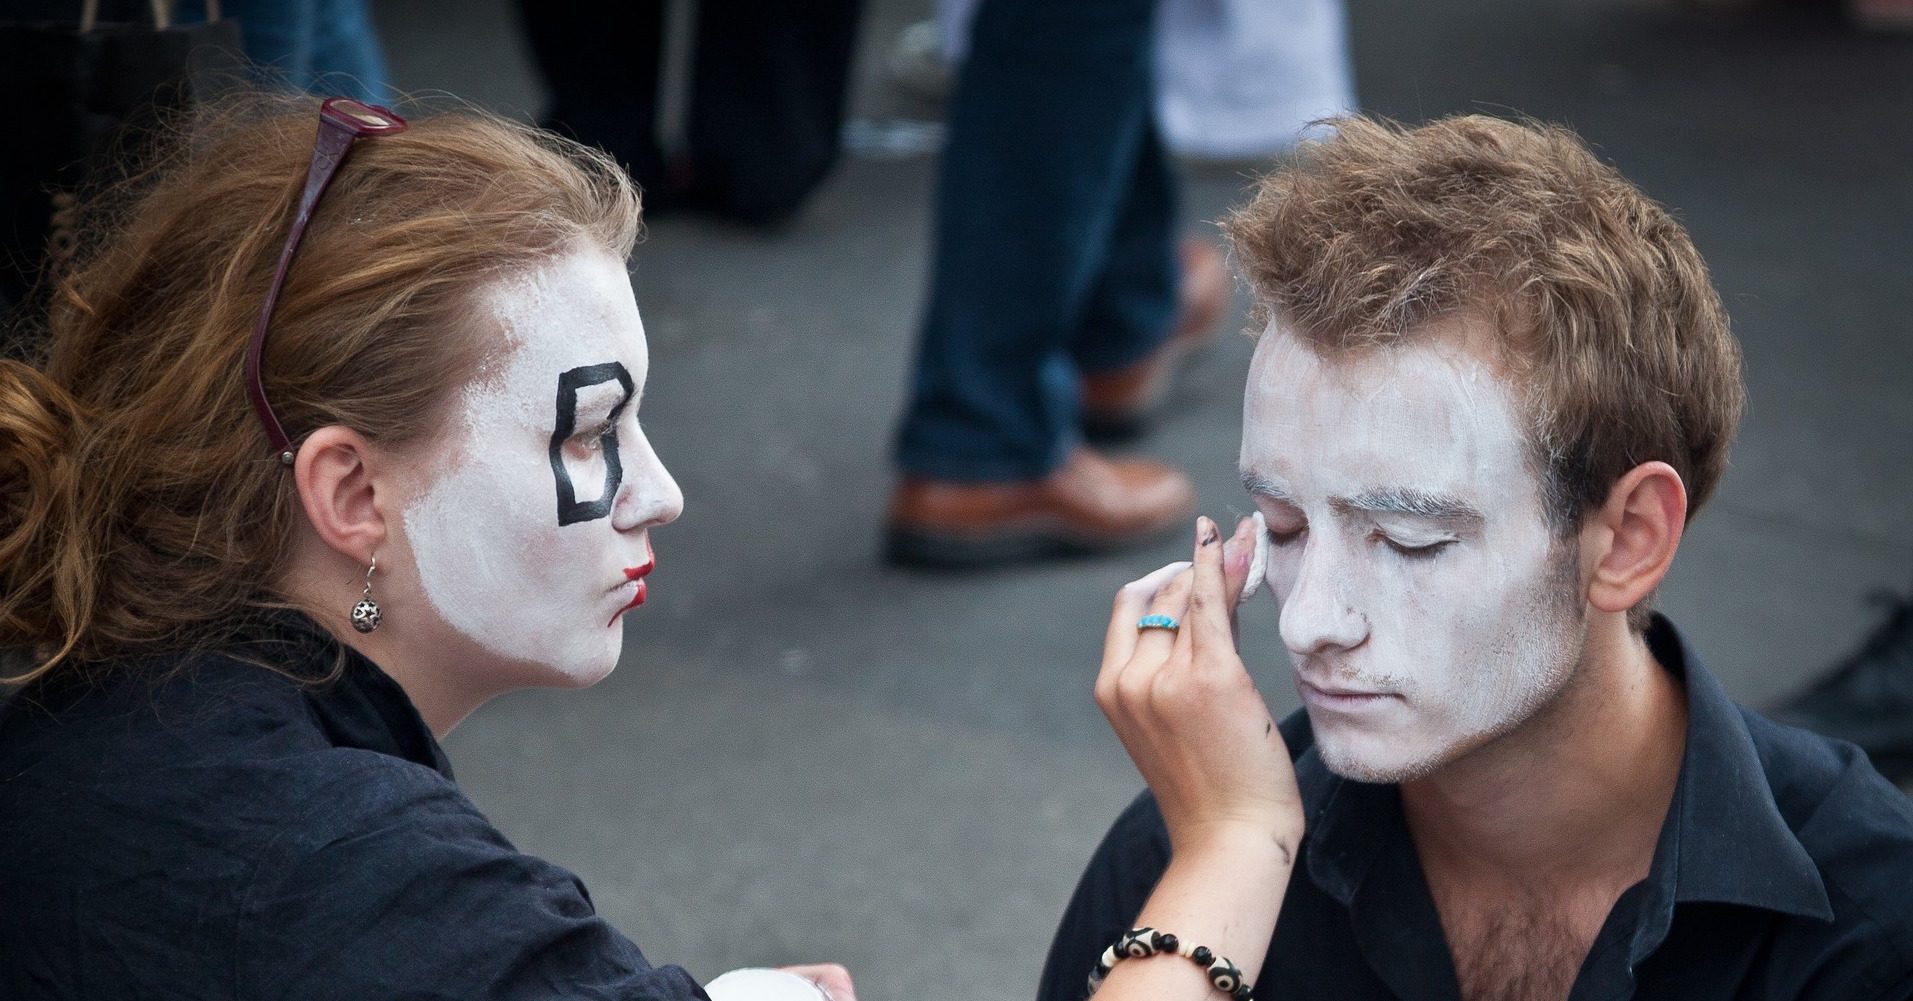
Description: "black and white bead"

(1088, 928), (1253, 1000)
(1205, 958), (1247, 998)
(1118, 927), (1161, 958)
(350, 599), (381, 633)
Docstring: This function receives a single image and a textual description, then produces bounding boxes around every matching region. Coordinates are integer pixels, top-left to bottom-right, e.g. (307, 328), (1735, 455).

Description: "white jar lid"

(704, 967), (828, 1001)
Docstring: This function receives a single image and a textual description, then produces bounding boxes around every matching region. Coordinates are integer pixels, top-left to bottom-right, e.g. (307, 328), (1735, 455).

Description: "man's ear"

(293, 425), (390, 566)
(1582, 461), (1688, 617)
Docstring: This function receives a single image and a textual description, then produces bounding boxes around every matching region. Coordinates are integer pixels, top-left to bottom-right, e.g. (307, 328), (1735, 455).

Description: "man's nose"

(1278, 539), (1369, 656)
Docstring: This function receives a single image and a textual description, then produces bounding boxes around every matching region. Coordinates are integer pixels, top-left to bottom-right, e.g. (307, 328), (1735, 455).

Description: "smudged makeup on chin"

(1238, 321), (1588, 783)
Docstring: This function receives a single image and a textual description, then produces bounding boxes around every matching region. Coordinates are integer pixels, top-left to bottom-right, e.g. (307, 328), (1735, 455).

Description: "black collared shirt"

(0, 612), (708, 1000)
(1037, 617), (1913, 1001)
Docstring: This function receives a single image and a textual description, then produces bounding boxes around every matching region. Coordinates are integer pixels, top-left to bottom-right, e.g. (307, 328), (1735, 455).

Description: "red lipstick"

(609, 560), (655, 626)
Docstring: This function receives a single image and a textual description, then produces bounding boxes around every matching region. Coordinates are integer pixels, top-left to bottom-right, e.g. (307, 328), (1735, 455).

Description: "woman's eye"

(569, 422), (613, 451)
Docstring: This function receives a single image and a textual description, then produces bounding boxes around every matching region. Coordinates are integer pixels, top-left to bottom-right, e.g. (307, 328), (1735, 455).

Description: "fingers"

(1099, 513), (1246, 717)
(1135, 565), (1194, 666)
(1103, 560), (1191, 672)
(1182, 515), (1255, 661)
(1163, 518), (1206, 664)
(1223, 514), (1257, 607)
(1098, 560), (1193, 719)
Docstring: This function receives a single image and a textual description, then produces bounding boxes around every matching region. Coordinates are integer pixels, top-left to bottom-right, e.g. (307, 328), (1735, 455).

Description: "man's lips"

(1296, 676), (1399, 712)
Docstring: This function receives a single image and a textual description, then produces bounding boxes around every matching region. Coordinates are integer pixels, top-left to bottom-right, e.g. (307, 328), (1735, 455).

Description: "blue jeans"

(894, 0), (1176, 482)
(182, 0), (389, 103)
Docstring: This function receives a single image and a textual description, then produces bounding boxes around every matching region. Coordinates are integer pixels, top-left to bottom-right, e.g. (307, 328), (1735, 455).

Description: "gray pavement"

(372, 1), (1913, 998)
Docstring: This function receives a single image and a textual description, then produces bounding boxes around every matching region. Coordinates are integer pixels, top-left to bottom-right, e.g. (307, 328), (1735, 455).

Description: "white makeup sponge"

(705, 969), (828, 1001)
(1239, 510), (1270, 604)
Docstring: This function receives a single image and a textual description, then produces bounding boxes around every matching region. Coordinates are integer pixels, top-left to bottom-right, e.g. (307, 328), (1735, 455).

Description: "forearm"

(1091, 831), (1295, 1001)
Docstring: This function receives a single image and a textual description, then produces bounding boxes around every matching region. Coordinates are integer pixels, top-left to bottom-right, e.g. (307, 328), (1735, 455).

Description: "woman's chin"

(500, 637), (622, 690)
(545, 654), (619, 689)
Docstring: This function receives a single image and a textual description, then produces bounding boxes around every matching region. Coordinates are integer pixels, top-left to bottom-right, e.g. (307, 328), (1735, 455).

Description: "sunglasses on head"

(245, 97), (409, 466)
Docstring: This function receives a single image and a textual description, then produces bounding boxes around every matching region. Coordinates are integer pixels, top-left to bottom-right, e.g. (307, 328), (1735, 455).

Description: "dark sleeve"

(1034, 790), (1174, 1001)
(238, 752), (708, 1001)
(1036, 712), (1314, 1001)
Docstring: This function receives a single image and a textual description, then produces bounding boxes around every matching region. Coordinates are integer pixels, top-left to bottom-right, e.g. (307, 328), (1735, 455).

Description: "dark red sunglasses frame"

(245, 97), (409, 465)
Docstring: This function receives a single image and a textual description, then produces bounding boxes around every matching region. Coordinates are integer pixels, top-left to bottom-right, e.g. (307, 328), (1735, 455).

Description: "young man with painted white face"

(1038, 116), (1913, 1001)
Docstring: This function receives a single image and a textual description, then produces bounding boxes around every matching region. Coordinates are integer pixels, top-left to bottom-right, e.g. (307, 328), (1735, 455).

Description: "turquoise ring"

(1136, 613), (1180, 632)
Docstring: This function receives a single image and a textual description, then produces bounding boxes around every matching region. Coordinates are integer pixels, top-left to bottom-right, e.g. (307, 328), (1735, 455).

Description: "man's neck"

(1400, 619), (1689, 890)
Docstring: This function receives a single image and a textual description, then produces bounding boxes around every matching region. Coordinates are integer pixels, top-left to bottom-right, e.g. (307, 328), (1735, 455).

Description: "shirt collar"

(1625, 614), (1832, 960)
(1295, 720), (1395, 907)
(238, 608), (454, 779)
(1296, 614), (1833, 936)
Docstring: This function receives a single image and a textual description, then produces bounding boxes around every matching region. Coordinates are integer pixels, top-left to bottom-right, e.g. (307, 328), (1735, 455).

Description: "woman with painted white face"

(0, 94), (850, 1001)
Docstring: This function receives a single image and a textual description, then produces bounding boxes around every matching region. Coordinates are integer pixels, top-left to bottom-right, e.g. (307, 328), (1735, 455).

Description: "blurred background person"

(884, 0), (1353, 566)
(202, 0), (391, 103)
(883, 0), (1204, 566)
(888, 0), (1355, 161)
(514, 1), (863, 226)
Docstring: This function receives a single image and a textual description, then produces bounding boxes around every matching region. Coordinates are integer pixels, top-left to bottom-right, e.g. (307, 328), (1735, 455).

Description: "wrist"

(1172, 817), (1304, 870)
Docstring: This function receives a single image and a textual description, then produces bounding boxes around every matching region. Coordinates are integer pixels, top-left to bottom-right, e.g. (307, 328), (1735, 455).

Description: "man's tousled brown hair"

(1224, 114), (1746, 629)
(0, 91), (641, 683)
(1227, 117), (1745, 517)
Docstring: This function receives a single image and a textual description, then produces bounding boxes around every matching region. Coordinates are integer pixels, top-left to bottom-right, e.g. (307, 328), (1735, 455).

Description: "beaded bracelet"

(1086, 927), (1254, 1001)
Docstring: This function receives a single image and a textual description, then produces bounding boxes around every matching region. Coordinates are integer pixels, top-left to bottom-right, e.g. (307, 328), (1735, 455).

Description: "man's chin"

(1312, 723), (1451, 785)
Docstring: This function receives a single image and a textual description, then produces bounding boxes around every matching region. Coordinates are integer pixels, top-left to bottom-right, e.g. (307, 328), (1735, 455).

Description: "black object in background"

(517, 0), (864, 227)
(0, 0), (244, 337)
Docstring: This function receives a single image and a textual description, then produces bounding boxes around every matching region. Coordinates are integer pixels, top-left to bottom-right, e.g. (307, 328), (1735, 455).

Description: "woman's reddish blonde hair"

(0, 91), (641, 682)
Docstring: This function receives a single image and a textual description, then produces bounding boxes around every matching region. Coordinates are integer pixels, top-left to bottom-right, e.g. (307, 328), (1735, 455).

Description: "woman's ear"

(293, 425), (390, 566)
(1582, 461), (1688, 617)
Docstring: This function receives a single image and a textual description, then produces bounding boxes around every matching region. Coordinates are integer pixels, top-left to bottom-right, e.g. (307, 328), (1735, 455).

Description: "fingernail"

(1198, 515), (1220, 547)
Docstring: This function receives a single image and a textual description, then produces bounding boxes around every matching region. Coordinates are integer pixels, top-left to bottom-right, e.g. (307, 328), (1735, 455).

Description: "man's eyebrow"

(1240, 470), (1296, 502)
(1336, 488), (1485, 525)
(1241, 472), (1484, 525)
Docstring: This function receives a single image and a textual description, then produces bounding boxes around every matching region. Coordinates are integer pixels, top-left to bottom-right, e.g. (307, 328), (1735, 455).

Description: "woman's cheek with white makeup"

(403, 425), (628, 687)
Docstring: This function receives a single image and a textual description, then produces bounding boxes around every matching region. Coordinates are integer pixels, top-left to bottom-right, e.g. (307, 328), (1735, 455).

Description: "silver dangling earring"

(350, 555), (382, 633)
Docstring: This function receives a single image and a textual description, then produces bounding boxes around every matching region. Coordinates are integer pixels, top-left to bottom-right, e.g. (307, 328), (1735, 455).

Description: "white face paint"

(402, 247), (683, 687)
(1239, 321), (1587, 783)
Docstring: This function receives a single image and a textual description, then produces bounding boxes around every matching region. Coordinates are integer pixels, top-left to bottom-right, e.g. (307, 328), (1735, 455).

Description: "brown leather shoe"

(1081, 237), (1230, 439)
(886, 448), (1196, 565)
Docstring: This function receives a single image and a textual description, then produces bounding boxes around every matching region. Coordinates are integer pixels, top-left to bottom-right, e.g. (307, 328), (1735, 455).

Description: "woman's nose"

(612, 430), (683, 531)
